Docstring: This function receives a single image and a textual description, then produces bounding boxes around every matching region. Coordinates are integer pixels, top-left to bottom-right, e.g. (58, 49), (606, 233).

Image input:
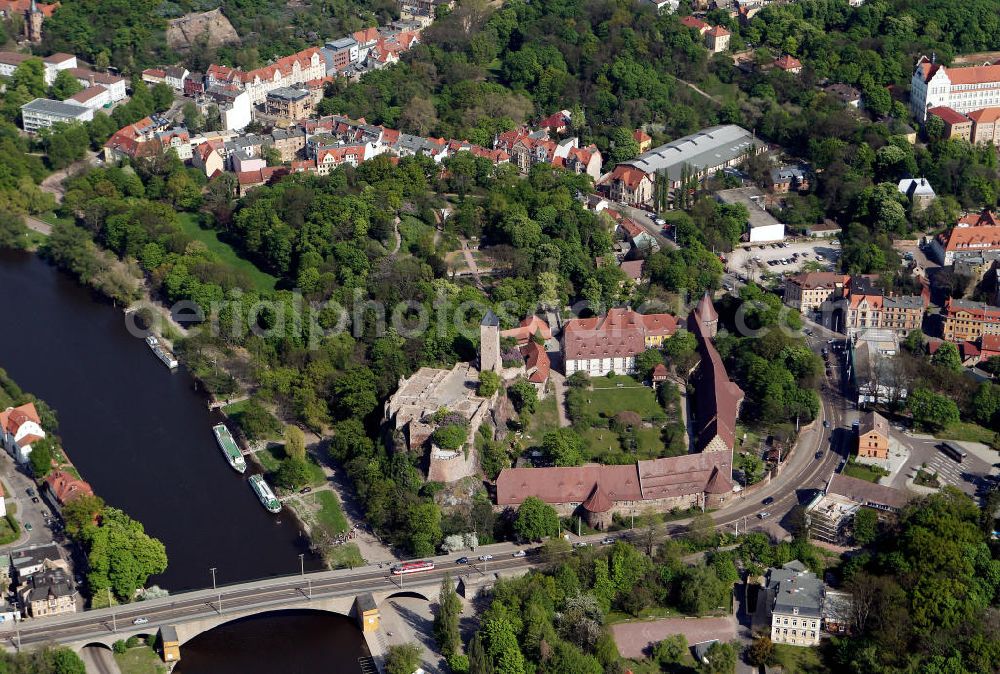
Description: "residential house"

(267, 126), (307, 162)
(910, 55), (1000, 121)
(941, 298), (1000, 342)
(19, 569), (77, 618)
(824, 83), (862, 108)
(520, 341), (551, 390)
(20, 98), (92, 133)
(65, 68), (127, 102)
(644, 0), (680, 13)
(931, 210), (1000, 265)
(11, 544), (65, 583)
(204, 85), (252, 131)
(773, 54), (802, 74)
(141, 68), (166, 86)
(769, 166), (808, 193)
(759, 561), (824, 646)
(164, 66), (189, 91)
(0, 51), (30, 78)
(43, 470), (94, 510)
(619, 259), (646, 282)
(0, 403), (45, 464)
(499, 316), (552, 346)
(857, 411), (889, 461)
(634, 128), (652, 152)
(616, 217), (661, 254)
(607, 164), (654, 206)
(968, 107), (1000, 145)
(102, 116), (173, 162)
(538, 109), (572, 135)
(680, 16), (711, 34)
(562, 308), (678, 376)
(184, 73), (205, 97)
(231, 148), (265, 173)
(784, 272), (849, 315)
(322, 37), (359, 74)
(843, 276), (925, 337)
(264, 87), (313, 121)
(192, 140), (225, 178)
(41, 53), (76, 85)
(705, 25), (731, 53)
(897, 178), (935, 211)
(562, 144), (603, 182)
(928, 106), (972, 141)
(67, 85), (110, 110)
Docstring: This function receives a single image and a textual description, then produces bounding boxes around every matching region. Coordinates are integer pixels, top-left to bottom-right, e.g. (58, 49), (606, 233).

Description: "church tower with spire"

(24, 0), (44, 44)
(694, 292), (718, 339)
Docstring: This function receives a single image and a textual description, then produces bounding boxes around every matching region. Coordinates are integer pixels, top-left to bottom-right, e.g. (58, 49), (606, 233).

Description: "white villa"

(0, 402), (45, 464)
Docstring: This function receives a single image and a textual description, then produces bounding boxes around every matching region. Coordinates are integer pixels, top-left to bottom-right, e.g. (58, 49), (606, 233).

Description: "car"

(762, 496), (774, 506)
(456, 557), (469, 564)
(803, 329), (813, 336)
(24, 523), (32, 531)
(512, 550), (526, 558)
(25, 488), (35, 497)
(654, 218), (666, 226)
(299, 486), (312, 494)
(573, 541), (589, 549)
(601, 537), (616, 545)
(815, 451), (824, 460)
(31, 497), (38, 503)
(132, 618), (149, 625)
(478, 554), (494, 561)
(758, 512), (770, 519)
(823, 420), (830, 428)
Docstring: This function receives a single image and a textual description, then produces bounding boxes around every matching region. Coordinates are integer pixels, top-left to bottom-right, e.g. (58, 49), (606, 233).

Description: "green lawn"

(176, 213), (278, 292)
(38, 212), (74, 227)
(524, 386), (561, 439)
(398, 215), (435, 255)
(327, 542), (364, 569)
(585, 375), (666, 421)
(114, 645), (167, 674)
(308, 490), (349, 535)
(936, 422), (998, 446)
(771, 643), (830, 674)
(842, 462), (883, 483)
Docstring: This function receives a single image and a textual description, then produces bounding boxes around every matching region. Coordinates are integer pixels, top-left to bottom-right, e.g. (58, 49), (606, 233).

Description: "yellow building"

(160, 625), (181, 663)
(356, 593), (379, 632)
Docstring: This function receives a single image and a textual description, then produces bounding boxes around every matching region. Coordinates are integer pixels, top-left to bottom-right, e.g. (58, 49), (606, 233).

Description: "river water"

(0, 251), (368, 670)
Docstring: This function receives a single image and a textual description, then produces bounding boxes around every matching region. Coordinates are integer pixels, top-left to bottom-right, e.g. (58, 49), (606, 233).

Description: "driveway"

(611, 616), (736, 659)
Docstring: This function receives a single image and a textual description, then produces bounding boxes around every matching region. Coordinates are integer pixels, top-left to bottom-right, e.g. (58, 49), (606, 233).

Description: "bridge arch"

(81, 642), (113, 651)
(381, 590), (433, 604)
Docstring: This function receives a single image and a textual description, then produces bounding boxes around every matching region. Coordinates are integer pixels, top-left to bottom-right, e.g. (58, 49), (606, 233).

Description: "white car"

(512, 550), (526, 558)
(478, 554), (493, 561)
(132, 617), (149, 625)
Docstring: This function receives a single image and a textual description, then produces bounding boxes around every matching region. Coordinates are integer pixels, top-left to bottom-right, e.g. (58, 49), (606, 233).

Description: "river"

(0, 250), (323, 589)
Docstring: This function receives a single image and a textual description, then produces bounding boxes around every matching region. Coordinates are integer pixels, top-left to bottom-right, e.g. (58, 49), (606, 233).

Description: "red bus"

(390, 560), (435, 575)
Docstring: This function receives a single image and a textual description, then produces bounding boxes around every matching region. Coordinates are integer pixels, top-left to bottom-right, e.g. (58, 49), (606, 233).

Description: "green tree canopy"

(513, 496), (559, 541)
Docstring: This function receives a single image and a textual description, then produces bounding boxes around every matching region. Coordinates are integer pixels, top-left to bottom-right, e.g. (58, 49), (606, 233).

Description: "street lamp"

(210, 567), (221, 614)
(299, 553), (305, 577)
(108, 587), (116, 632)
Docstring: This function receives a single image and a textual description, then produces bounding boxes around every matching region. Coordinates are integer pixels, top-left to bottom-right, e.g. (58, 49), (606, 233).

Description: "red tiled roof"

(521, 341), (550, 383)
(652, 363), (668, 379)
(707, 25), (730, 37)
(563, 309), (677, 361)
(695, 292), (718, 323)
(943, 298), (1000, 322)
(619, 260), (645, 281)
(610, 165), (650, 189)
(0, 403), (40, 435)
(637, 452), (732, 500)
(938, 219), (1000, 254)
(44, 470), (94, 506)
(928, 106), (970, 126)
(0, 0), (58, 17)
(69, 85), (106, 103)
(500, 316), (552, 344)
(15, 433), (43, 449)
(633, 129), (652, 143)
(680, 15), (709, 30)
(142, 68), (166, 79)
(940, 64), (1000, 86)
(689, 298), (743, 452)
(788, 272), (850, 291)
(979, 333), (1000, 358)
(774, 54), (802, 71)
(497, 464), (642, 506)
(967, 107), (1000, 124)
(582, 482), (612, 513)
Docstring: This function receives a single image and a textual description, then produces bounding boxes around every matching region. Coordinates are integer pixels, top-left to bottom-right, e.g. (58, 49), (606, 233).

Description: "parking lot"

(726, 239), (841, 284)
(888, 433), (996, 499)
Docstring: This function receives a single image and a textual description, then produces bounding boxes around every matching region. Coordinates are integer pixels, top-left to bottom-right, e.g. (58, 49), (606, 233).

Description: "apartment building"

(942, 298), (1000, 342)
(562, 308), (678, 376)
(844, 277), (925, 337)
(784, 272), (849, 314)
(910, 56), (1000, 121)
(764, 561), (824, 646)
(20, 98), (93, 132)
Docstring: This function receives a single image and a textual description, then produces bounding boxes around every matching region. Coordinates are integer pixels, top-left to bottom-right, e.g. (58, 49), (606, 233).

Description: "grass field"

(176, 213), (278, 292)
(38, 212), (74, 227)
(936, 421), (997, 446)
(327, 542), (364, 569)
(771, 643), (830, 673)
(398, 215), (435, 255)
(114, 645), (167, 674)
(843, 462), (883, 483)
(308, 490), (349, 534)
(525, 386), (561, 440)
(255, 444), (327, 487)
(585, 375), (666, 421)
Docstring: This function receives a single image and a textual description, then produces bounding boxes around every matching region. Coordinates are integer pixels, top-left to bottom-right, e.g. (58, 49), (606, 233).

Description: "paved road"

(614, 204), (678, 250)
(80, 645), (121, 674)
(23, 216), (52, 236)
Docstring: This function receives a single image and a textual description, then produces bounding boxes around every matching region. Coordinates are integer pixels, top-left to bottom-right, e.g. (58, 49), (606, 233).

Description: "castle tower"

(24, 0), (44, 44)
(479, 309), (501, 374)
(695, 292), (718, 339)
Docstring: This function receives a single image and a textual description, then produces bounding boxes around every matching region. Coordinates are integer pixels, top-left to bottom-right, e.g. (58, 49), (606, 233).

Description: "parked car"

(573, 541), (589, 549)
(456, 557), (469, 564)
(24, 523), (32, 531)
(823, 420), (830, 428)
(132, 618), (149, 625)
(478, 554), (494, 561)
(601, 537), (616, 545)
(25, 488), (35, 497)
(30, 497), (39, 503)
(758, 512), (770, 520)
(815, 451), (824, 459)
(299, 487), (312, 494)
(512, 550), (526, 558)
(762, 496), (774, 505)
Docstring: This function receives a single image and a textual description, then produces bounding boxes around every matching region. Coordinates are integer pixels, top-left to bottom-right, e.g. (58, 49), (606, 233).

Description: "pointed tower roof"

(696, 292), (718, 323)
(481, 309), (499, 327)
(582, 481), (613, 513)
(704, 465), (732, 494)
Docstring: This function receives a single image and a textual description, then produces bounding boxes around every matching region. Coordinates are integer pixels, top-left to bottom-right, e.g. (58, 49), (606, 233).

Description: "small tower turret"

(479, 309), (501, 374)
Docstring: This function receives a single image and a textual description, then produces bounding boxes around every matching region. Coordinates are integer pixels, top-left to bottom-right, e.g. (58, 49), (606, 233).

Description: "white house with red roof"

(562, 308), (678, 376)
(910, 55), (1000, 121)
(930, 210), (1000, 265)
(1, 402), (45, 464)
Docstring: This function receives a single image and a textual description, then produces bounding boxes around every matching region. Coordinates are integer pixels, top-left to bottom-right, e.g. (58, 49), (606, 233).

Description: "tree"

(0, 209), (27, 249)
(745, 636), (774, 667)
(853, 507), (878, 545)
(478, 370), (501, 397)
(13, 58), (46, 97)
(434, 422), (469, 450)
(608, 127), (639, 163)
(903, 329), (925, 354)
(150, 83), (174, 111)
(513, 496), (559, 541)
(283, 425), (307, 462)
(408, 502), (442, 556)
(275, 457), (311, 489)
(434, 574), (462, 658)
(698, 640), (737, 674)
(931, 342), (962, 372)
(507, 378), (537, 414)
(51, 70), (83, 100)
(678, 565), (729, 615)
(468, 632), (492, 674)
(635, 349), (664, 380)
(330, 368), (378, 420)
(385, 643), (422, 674)
(82, 507), (168, 601)
(61, 494), (105, 539)
(654, 634), (688, 668)
(970, 382), (1000, 427)
(398, 96), (439, 136)
(908, 388), (960, 431)
(262, 146), (282, 166)
(234, 400), (281, 441)
(47, 647), (87, 674)
(181, 101), (204, 133)
(686, 512), (716, 549)
(542, 428), (584, 467)
(28, 440), (53, 478)
(328, 418), (374, 463)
